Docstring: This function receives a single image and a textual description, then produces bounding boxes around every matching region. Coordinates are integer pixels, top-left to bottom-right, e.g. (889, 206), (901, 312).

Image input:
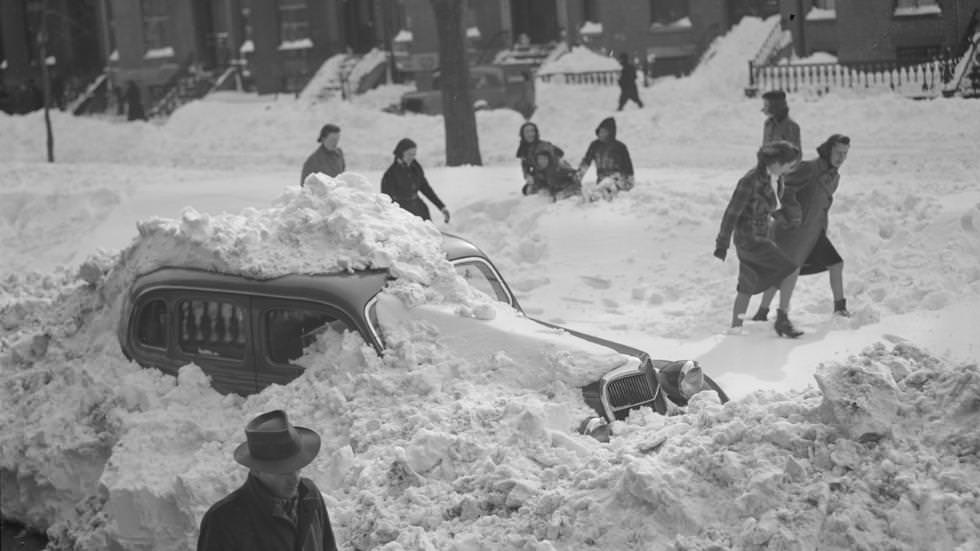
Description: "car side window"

(264, 307), (353, 364)
(453, 260), (511, 305)
(177, 299), (247, 360)
(135, 299), (168, 349)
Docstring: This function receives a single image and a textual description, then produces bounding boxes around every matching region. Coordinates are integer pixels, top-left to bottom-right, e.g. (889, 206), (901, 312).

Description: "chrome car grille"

(605, 372), (655, 410)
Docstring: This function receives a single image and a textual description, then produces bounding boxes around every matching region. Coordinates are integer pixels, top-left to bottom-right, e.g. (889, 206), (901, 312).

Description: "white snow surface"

(537, 47), (619, 75)
(2, 15), (980, 551)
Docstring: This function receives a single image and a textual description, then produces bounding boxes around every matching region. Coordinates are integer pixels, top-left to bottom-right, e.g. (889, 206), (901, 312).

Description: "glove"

(440, 207), (451, 224)
(713, 247), (727, 261)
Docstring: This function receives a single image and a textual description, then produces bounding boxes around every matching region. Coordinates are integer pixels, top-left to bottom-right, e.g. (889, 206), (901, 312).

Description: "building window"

(278, 0), (310, 44)
(650, 0), (690, 28)
(807, 0), (836, 21)
(894, 0), (941, 17)
(583, 0), (600, 23)
(141, 0), (172, 52)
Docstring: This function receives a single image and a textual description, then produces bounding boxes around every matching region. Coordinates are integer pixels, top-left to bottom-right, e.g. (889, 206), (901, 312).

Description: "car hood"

(528, 318), (650, 363)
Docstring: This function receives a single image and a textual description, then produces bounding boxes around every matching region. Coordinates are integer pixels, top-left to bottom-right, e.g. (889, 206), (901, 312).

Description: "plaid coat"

(716, 167), (780, 250)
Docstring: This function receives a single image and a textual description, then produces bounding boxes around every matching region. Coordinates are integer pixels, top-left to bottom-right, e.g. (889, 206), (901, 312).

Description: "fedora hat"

(233, 410), (321, 474)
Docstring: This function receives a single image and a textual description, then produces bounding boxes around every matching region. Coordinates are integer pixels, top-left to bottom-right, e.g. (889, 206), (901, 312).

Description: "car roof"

(441, 232), (489, 261)
(129, 233), (488, 305)
(129, 267), (391, 315)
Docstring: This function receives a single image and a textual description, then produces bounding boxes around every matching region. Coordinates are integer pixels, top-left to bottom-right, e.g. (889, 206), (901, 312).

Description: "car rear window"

(177, 299), (247, 360)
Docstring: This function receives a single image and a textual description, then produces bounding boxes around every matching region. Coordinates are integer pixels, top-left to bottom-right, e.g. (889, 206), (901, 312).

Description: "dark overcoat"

(774, 157), (840, 265)
(197, 475), (338, 551)
(381, 159), (445, 221)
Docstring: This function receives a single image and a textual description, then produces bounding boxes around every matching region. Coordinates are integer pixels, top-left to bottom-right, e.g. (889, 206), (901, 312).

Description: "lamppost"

(34, 0), (54, 162)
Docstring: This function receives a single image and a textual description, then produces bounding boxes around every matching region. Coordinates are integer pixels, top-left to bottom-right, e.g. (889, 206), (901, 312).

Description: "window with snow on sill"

(894, 5), (942, 17)
(279, 38), (313, 51)
(650, 17), (693, 30)
(144, 46), (175, 60)
(806, 8), (836, 21)
(579, 21), (603, 35)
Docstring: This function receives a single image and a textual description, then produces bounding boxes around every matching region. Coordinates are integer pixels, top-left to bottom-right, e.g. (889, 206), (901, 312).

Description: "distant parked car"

(118, 233), (727, 426)
(399, 65), (536, 118)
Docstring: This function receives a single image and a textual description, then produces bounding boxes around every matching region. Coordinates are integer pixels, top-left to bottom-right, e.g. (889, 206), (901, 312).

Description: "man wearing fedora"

(198, 410), (338, 551)
(301, 123), (346, 186)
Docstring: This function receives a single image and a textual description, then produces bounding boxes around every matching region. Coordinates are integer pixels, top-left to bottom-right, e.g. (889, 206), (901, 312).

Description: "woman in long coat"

(715, 141), (803, 336)
(381, 138), (450, 223)
(752, 134), (851, 320)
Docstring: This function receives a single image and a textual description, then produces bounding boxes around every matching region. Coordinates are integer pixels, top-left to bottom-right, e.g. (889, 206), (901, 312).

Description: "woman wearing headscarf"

(752, 134), (852, 321)
(516, 122), (564, 193)
(381, 138), (450, 223)
(715, 140), (803, 336)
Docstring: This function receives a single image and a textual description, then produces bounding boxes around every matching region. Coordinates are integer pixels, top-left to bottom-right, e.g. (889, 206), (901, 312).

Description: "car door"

(170, 292), (255, 395)
(252, 297), (360, 391)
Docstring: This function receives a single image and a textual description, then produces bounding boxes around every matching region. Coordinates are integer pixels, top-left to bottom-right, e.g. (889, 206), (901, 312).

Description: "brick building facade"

(782, 0), (980, 63)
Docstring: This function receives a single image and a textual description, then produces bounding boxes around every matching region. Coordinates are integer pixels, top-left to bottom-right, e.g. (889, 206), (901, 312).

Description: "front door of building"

(510, 0), (558, 45)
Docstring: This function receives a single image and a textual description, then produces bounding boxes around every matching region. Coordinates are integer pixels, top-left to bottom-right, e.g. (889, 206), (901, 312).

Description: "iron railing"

(747, 55), (960, 97)
(536, 70), (621, 85)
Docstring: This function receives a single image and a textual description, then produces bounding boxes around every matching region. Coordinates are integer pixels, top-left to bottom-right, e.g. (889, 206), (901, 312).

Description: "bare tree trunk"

(39, 1), (55, 163)
(430, 0), (482, 166)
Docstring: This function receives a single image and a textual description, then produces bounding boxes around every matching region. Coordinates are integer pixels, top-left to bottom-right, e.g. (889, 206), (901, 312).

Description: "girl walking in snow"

(381, 138), (450, 224)
(577, 117), (635, 201)
(516, 122), (565, 195)
(714, 141), (803, 336)
(751, 134), (852, 321)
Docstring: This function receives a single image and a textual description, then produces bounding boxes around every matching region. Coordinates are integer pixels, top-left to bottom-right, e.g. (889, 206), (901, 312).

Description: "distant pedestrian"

(516, 122), (564, 194)
(381, 138), (450, 223)
(715, 141), (802, 336)
(616, 53), (644, 111)
(752, 134), (852, 321)
(577, 117), (635, 200)
(125, 81), (146, 121)
(761, 90), (800, 150)
(197, 410), (338, 551)
(301, 124), (346, 186)
(524, 148), (581, 201)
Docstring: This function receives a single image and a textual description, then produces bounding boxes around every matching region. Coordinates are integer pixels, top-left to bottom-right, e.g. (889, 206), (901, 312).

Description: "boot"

(834, 299), (850, 317)
(751, 306), (769, 321)
(774, 309), (803, 338)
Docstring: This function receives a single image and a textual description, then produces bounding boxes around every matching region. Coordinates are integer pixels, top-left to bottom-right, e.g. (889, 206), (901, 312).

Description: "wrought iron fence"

(747, 55), (960, 98)
(536, 70), (621, 86)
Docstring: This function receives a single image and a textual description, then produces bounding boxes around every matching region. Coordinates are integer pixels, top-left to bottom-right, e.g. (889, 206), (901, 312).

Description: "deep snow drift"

(2, 14), (980, 551)
(3, 175), (978, 551)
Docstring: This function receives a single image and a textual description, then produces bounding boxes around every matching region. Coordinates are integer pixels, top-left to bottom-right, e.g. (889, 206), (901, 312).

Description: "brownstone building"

(1, 0), (105, 112)
(781, 0), (980, 63)
(393, 0), (780, 76)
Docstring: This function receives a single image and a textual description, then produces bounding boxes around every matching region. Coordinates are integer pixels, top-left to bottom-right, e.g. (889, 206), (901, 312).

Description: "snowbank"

(537, 47), (619, 75)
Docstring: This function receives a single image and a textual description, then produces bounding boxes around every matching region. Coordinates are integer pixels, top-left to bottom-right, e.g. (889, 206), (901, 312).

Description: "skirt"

(734, 236), (798, 295)
(799, 231), (843, 276)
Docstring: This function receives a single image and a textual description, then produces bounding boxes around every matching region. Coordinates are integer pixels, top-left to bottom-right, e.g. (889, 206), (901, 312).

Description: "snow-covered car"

(118, 233), (727, 424)
(399, 65), (536, 118)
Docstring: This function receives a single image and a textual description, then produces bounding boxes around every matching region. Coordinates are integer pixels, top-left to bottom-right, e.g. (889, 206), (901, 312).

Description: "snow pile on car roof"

(98, 172), (494, 317)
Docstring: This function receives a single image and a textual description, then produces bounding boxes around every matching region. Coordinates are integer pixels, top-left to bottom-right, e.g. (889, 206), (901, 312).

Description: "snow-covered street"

(2, 16), (979, 551)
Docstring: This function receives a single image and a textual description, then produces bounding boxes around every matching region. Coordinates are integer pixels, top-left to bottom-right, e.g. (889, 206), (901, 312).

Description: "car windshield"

(452, 258), (513, 306)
